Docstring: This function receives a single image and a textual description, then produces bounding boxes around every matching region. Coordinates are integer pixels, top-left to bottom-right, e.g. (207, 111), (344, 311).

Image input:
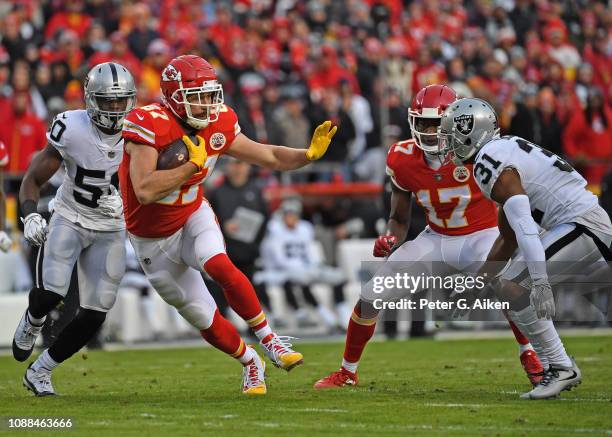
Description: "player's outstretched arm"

(19, 144), (63, 217)
(126, 141), (200, 205)
(226, 121), (337, 171)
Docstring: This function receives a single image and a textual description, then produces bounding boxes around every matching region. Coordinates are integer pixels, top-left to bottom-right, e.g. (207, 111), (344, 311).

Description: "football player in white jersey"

(439, 98), (612, 399)
(12, 62), (136, 396)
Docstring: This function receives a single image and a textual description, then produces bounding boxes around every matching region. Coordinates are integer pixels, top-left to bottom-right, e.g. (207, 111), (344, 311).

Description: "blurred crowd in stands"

(0, 0), (611, 337)
(1, 0), (611, 183)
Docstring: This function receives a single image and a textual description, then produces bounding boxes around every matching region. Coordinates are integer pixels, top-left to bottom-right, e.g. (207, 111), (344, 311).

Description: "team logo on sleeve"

(454, 114), (474, 135)
(210, 132), (226, 150)
(453, 165), (470, 182)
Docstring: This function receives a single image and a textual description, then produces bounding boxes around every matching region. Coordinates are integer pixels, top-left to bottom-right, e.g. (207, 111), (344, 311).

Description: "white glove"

(0, 230), (12, 252)
(530, 277), (555, 319)
(98, 185), (123, 219)
(22, 213), (48, 246)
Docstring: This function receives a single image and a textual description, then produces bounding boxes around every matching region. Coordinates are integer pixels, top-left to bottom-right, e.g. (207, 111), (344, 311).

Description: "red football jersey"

(121, 103), (241, 238)
(386, 139), (498, 236)
(0, 141), (8, 168)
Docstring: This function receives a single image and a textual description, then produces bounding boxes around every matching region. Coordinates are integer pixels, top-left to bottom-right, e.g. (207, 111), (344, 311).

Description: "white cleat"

(23, 363), (56, 397)
(259, 334), (303, 371)
(242, 348), (266, 395)
(12, 311), (44, 362)
(521, 358), (582, 400)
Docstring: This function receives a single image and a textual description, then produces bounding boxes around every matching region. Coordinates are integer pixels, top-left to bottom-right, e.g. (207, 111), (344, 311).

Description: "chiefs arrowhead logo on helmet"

(160, 55), (224, 130)
(162, 64), (181, 82)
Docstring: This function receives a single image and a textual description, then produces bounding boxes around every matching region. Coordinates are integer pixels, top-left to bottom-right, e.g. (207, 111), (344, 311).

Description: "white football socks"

(27, 311), (46, 326)
(518, 343), (534, 355)
(509, 306), (572, 368)
(239, 346), (256, 365)
(31, 349), (59, 373)
(341, 358), (358, 374)
(254, 324), (272, 342)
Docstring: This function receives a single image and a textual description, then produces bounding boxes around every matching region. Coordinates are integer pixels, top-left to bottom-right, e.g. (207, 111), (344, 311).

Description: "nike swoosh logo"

(559, 371), (578, 381)
(136, 113), (144, 120)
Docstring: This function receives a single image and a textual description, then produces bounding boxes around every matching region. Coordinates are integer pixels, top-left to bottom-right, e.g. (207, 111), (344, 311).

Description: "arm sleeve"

(503, 194), (548, 281)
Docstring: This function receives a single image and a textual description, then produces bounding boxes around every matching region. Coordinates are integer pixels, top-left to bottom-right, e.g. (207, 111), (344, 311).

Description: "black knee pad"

(48, 308), (106, 363)
(76, 308), (107, 326)
(28, 287), (63, 319)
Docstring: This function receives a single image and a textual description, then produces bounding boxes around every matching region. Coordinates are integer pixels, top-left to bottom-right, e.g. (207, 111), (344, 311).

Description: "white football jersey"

(262, 217), (319, 270)
(47, 110), (125, 231)
(473, 136), (599, 230)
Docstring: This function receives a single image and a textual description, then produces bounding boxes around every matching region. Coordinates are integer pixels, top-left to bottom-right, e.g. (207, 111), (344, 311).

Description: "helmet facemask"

(409, 114), (443, 154)
(409, 108), (443, 154)
(438, 124), (500, 165)
(87, 93), (135, 132)
(170, 80), (224, 130)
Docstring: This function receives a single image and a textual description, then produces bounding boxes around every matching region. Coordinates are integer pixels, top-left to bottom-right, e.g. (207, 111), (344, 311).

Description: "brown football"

(156, 136), (196, 170)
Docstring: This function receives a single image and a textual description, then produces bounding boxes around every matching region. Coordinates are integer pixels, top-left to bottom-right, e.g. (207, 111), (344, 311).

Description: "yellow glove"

(182, 135), (207, 171)
(306, 120), (337, 161)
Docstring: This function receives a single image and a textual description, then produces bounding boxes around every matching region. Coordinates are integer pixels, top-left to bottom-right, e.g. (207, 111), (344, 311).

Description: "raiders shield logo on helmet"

(454, 114), (474, 135)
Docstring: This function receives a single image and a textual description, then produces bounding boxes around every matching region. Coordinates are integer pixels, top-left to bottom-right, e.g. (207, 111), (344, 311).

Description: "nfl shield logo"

(108, 151), (116, 159)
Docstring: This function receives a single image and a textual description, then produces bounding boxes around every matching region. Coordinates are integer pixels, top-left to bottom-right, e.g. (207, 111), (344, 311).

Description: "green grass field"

(1, 336), (611, 436)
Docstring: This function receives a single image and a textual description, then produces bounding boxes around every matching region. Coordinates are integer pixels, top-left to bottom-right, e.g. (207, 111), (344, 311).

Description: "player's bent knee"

(148, 273), (185, 307)
(105, 241), (126, 282)
(43, 265), (71, 296)
(178, 302), (216, 330)
(77, 307), (107, 327)
(28, 287), (64, 317)
(97, 288), (118, 311)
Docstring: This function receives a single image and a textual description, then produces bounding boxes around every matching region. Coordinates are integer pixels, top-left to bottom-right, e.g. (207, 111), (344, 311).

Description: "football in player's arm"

(121, 55), (335, 395)
(126, 120), (336, 206)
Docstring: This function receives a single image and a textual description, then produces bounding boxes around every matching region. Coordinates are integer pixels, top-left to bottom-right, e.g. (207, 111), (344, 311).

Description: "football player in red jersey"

(121, 55), (336, 395)
(314, 85), (543, 389)
(0, 141), (11, 252)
